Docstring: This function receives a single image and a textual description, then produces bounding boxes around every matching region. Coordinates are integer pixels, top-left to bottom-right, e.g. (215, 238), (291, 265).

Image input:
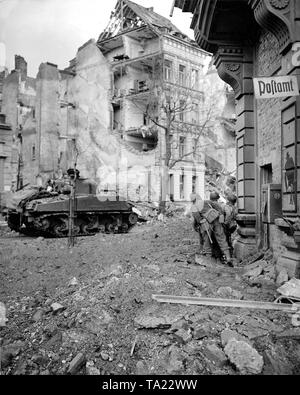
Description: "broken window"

(179, 100), (185, 122)
(143, 113), (150, 126)
(179, 64), (186, 86)
(164, 60), (173, 82)
(192, 138), (198, 159)
(191, 69), (199, 89)
(192, 175), (197, 193)
(113, 103), (122, 131)
(169, 134), (174, 157)
(180, 172), (185, 199)
(179, 136), (186, 157)
(32, 145), (36, 161)
(191, 103), (199, 124)
(169, 174), (174, 202)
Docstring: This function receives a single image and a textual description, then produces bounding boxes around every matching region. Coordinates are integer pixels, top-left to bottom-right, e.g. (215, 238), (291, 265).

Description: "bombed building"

(0, 0), (236, 206)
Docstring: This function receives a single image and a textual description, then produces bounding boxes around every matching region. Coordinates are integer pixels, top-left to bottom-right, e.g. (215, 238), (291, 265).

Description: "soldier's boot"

(222, 251), (233, 267)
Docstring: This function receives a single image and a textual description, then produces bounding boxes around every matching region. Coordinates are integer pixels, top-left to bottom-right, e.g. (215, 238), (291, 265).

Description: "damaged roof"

(98, 0), (190, 43)
(124, 0), (182, 33)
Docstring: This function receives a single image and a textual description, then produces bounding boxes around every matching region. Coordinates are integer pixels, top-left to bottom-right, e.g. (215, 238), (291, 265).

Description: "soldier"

(208, 191), (233, 266)
(189, 193), (205, 254)
(190, 191), (233, 267)
(222, 194), (238, 257)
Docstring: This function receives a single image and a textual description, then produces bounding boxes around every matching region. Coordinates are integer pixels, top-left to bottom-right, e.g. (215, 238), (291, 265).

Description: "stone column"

(173, 170), (181, 202)
(196, 164), (206, 199)
(214, 46), (257, 260)
(184, 166), (193, 201)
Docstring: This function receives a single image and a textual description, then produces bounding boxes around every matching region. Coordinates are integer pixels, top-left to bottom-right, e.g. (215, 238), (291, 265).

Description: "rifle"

(200, 218), (213, 244)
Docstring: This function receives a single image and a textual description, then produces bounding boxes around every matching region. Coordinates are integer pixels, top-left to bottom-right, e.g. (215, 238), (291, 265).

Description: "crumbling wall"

(0, 124), (13, 193)
(2, 71), (19, 132)
(1, 71), (21, 188)
(36, 62), (61, 180)
(66, 40), (158, 201)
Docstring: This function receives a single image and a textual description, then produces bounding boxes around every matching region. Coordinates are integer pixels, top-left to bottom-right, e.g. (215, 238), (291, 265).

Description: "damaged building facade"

(0, 0), (235, 206)
(175, 0), (300, 276)
(0, 65), (14, 209)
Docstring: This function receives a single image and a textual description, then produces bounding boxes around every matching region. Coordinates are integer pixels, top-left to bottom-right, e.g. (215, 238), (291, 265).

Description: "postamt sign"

(253, 76), (299, 99)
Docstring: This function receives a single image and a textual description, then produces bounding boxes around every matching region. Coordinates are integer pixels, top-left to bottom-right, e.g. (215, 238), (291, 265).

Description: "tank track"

(12, 212), (138, 238)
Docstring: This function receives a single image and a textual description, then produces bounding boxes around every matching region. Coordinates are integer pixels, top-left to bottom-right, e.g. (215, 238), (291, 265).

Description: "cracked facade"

(0, 0), (235, 206)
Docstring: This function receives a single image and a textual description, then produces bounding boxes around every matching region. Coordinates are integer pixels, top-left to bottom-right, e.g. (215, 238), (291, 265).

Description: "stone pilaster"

(173, 170), (181, 201)
(214, 46), (257, 260)
(183, 166), (193, 201)
(251, 0), (300, 276)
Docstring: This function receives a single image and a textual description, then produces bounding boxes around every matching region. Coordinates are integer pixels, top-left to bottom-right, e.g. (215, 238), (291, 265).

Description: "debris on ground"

(67, 353), (86, 375)
(0, 302), (7, 326)
(224, 339), (264, 375)
(277, 278), (300, 299)
(68, 277), (79, 287)
(0, 217), (300, 375)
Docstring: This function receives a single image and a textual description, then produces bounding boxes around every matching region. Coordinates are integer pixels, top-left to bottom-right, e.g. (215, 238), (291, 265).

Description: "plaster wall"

(66, 41), (158, 201)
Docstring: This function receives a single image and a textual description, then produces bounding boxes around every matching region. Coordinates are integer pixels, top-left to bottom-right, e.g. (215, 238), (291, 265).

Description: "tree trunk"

(159, 163), (169, 214)
(159, 125), (171, 215)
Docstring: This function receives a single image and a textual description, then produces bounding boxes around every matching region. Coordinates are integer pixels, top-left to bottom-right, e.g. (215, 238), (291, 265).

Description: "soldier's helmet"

(210, 191), (220, 201)
(227, 194), (237, 204)
(67, 168), (80, 179)
(190, 193), (201, 203)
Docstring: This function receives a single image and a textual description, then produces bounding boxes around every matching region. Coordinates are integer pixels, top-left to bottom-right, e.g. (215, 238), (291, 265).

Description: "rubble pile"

(240, 250), (300, 293)
(205, 171), (236, 200)
(240, 250), (277, 286)
(134, 201), (185, 223)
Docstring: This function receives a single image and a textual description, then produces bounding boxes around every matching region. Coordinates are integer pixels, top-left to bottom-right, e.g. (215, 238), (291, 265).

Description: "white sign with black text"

(253, 75), (299, 99)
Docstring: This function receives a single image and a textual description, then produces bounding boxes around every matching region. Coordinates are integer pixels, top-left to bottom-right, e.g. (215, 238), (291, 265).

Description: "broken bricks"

(67, 353), (86, 375)
(277, 278), (300, 299)
(202, 343), (227, 368)
(50, 303), (65, 314)
(0, 302), (7, 326)
(276, 269), (289, 286)
(224, 339), (264, 375)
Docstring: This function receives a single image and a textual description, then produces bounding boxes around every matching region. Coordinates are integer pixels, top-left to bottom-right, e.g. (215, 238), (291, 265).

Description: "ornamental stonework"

(269, 0), (289, 9)
(225, 63), (241, 72)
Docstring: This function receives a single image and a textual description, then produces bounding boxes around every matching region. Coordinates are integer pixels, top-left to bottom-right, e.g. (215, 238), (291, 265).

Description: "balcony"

(111, 81), (150, 103)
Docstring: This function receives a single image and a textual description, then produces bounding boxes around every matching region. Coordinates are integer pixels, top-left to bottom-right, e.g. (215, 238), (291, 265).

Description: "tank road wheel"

(106, 223), (115, 234)
(52, 223), (68, 237)
(121, 223), (129, 233)
(99, 225), (106, 233)
(72, 224), (81, 236)
(128, 213), (138, 226)
(81, 224), (90, 236)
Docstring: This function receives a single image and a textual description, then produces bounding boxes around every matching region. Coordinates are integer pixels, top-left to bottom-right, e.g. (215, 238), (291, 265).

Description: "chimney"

(15, 55), (27, 80)
(147, 7), (154, 12)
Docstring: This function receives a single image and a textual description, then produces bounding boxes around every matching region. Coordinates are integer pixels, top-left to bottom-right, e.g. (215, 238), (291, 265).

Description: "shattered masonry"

(0, 0), (235, 207)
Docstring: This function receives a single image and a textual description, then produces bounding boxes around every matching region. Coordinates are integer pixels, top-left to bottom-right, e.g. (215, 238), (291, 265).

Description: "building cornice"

(249, 0), (292, 53)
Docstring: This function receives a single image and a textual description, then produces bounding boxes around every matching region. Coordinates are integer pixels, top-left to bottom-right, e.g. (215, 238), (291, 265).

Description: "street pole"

(68, 167), (77, 248)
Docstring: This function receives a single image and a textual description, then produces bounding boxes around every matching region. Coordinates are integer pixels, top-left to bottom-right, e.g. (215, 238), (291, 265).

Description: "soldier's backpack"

(202, 204), (220, 224)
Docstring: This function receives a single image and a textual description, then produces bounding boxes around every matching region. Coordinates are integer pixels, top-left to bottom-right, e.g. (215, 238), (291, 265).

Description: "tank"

(2, 178), (139, 237)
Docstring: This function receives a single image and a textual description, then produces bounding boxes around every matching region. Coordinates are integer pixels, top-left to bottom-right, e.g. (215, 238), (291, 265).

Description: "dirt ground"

(0, 216), (300, 375)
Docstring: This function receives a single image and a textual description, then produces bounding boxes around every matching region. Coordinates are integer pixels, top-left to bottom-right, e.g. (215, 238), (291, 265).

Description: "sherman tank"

(2, 176), (139, 237)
